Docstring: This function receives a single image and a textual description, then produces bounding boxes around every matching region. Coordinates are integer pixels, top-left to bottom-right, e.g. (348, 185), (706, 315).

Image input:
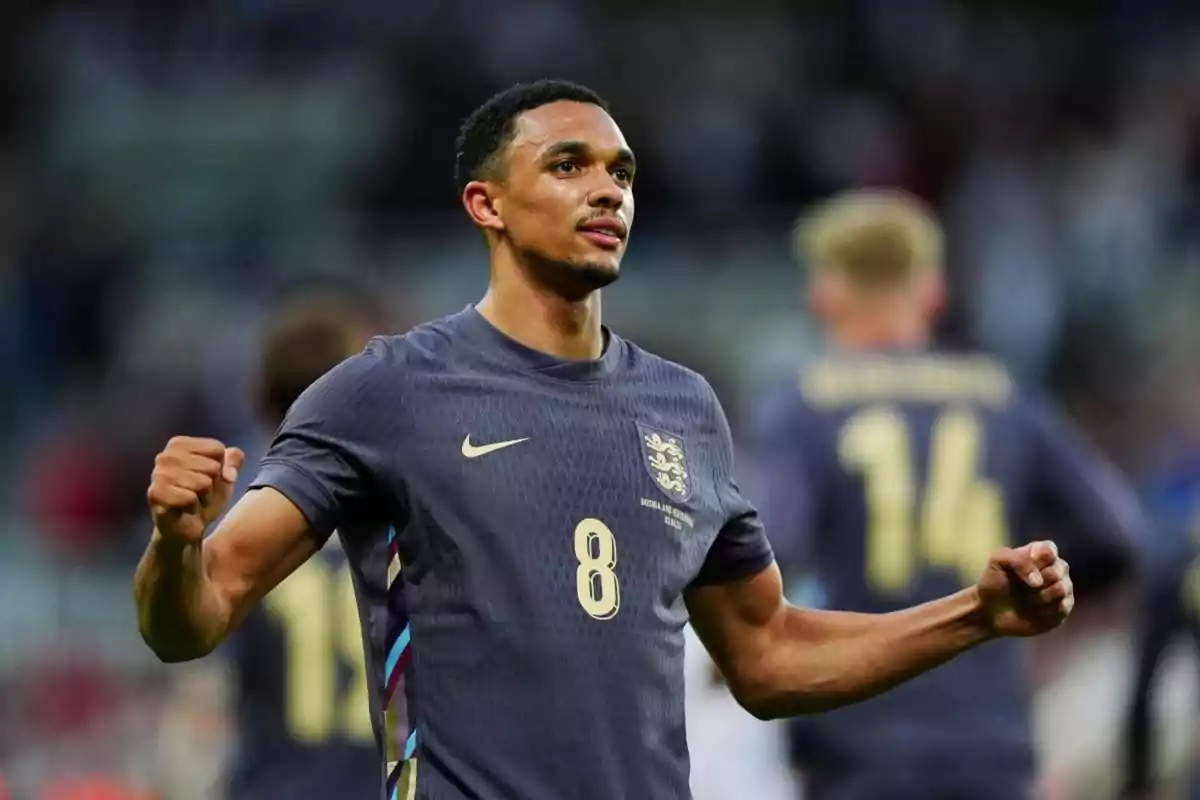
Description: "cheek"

(507, 189), (576, 246)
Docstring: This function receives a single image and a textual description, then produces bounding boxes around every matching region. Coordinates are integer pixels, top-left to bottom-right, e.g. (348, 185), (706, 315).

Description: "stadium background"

(2, 1), (1200, 797)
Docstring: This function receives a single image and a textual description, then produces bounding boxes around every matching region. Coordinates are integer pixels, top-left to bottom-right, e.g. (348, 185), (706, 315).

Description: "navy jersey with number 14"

(754, 352), (1140, 781)
(249, 306), (774, 800)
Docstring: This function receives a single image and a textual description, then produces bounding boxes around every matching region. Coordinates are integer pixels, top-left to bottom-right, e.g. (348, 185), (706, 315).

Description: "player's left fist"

(976, 541), (1074, 638)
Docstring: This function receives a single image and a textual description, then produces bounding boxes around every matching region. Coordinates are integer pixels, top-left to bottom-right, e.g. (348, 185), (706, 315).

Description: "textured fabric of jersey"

(249, 306), (774, 800)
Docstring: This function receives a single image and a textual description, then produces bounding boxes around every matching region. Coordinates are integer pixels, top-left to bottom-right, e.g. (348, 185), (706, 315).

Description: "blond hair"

(794, 188), (943, 287)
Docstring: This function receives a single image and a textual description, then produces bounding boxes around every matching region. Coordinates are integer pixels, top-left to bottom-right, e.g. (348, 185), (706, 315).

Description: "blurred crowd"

(5, 1), (1200, 797)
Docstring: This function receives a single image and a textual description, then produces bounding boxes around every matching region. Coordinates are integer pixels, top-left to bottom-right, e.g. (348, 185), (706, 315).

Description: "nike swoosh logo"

(461, 435), (529, 459)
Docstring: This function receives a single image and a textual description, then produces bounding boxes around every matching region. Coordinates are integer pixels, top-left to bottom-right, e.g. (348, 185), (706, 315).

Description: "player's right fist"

(147, 437), (246, 544)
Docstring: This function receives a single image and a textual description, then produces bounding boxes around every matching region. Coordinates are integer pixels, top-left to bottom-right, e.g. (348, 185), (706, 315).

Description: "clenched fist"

(977, 540), (1074, 637)
(147, 437), (246, 543)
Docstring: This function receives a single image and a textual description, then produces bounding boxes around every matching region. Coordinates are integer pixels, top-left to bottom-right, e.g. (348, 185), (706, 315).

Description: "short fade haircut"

(454, 79), (610, 193)
(795, 188), (944, 288)
(258, 285), (387, 427)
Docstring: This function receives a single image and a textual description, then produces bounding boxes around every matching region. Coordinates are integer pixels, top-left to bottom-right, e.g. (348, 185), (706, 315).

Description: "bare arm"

(686, 543), (1073, 720)
(135, 486), (318, 662)
(686, 565), (990, 718)
(136, 344), (394, 662)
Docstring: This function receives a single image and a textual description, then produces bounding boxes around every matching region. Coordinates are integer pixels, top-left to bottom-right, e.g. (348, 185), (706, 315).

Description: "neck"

(828, 315), (930, 351)
(477, 254), (605, 361)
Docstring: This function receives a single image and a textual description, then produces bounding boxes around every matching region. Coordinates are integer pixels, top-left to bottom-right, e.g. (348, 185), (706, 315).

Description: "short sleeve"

(690, 383), (776, 587)
(249, 338), (398, 544)
(748, 385), (823, 576)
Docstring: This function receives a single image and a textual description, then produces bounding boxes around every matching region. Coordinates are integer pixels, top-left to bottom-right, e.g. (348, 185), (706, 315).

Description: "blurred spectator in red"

(25, 423), (121, 558)
(39, 775), (154, 800)
(20, 650), (122, 742)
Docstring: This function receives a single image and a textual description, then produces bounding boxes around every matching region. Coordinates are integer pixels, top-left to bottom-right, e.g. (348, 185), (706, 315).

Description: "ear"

(462, 181), (505, 233)
(920, 270), (947, 322)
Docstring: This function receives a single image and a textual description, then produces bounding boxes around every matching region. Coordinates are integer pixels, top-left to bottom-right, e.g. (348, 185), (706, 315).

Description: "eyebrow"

(543, 140), (637, 172)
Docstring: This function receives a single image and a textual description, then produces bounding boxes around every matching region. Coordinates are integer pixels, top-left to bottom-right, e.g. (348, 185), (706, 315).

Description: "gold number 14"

(839, 407), (1007, 594)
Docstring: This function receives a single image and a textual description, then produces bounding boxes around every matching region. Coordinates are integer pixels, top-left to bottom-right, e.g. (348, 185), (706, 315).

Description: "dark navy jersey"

(248, 307), (774, 800)
(753, 352), (1141, 777)
(227, 537), (380, 800)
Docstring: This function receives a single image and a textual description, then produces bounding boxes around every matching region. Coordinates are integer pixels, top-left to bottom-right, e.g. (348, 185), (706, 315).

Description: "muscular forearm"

(743, 588), (993, 719)
(134, 529), (231, 662)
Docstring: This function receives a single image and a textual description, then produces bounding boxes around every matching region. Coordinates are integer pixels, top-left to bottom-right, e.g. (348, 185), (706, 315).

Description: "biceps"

(685, 564), (785, 680)
(204, 487), (321, 627)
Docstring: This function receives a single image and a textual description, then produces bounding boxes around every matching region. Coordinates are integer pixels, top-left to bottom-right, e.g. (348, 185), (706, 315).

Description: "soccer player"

(1123, 453), (1200, 799)
(225, 285), (387, 799)
(134, 81), (1076, 800)
(755, 188), (1140, 800)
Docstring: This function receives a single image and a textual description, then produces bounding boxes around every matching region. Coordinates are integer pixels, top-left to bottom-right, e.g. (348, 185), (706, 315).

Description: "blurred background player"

(223, 281), (389, 800)
(1123, 444), (1200, 800)
(752, 189), (1142, 800)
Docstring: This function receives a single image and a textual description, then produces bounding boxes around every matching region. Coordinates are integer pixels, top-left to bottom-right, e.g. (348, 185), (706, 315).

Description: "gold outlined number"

(839, 407), (1007, 594)
(575, 518), (621, 620)
(265, 559), (373, 743)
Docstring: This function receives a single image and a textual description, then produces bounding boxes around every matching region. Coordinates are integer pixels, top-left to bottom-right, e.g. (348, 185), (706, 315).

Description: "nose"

(587, 176), (625, 210)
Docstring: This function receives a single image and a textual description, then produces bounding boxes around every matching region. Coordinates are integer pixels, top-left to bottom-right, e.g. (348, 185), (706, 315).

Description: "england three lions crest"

(636, 423), (692, 504)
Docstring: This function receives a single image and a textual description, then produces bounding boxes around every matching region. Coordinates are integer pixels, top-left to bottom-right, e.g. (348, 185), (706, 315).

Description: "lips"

(577, 217), (627, 249)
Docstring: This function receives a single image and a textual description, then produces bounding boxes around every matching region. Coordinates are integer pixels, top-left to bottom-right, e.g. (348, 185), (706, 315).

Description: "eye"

(552, 159), (580, 174)
(612, 167), (633, 184)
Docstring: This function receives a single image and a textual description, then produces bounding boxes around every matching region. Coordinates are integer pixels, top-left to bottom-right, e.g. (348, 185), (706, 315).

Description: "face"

(464, 101), (636, 294)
